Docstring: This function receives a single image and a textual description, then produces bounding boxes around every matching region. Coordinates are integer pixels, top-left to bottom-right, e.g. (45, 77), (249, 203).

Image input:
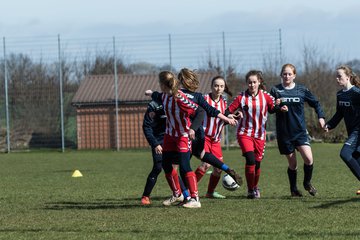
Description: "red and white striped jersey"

(228, 90), (275, 140)
(162, 90), (199, 137)
(202, 93), (227, 142)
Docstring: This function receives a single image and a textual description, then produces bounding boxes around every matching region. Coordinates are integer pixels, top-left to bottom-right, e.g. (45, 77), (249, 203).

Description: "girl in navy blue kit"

(270, 63), (326, 197)
(324, 65), (360, 195)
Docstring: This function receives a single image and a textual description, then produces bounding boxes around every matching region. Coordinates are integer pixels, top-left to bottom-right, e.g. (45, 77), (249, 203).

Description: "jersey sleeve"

(176, 92), (199, 116)
(196, 93), (221, 117)
(264, 91), (280, 114)
(227, 95), (242, 113)
(304, 87), (325, 119)
(151, 91), (163, 103)
(326, 95), (344, 130)
(142, 103), (160, 148)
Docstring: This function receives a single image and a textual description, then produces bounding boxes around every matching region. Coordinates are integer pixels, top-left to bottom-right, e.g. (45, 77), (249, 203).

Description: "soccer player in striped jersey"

(194, 76), (233, 199)
(270, 63), (326, 197)
(147, 71), (205, 208)
(225, 70), (281, 199)
(177, 68), (242, 188)
(141, 98), (190, 205)
(324, 65), (360, 195)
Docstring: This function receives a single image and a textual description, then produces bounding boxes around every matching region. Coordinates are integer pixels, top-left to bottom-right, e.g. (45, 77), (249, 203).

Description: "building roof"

(72, 72), (217, 106)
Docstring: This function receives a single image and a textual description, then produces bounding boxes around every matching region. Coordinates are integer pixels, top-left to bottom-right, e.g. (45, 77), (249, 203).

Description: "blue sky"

(1, 0), (360, 63)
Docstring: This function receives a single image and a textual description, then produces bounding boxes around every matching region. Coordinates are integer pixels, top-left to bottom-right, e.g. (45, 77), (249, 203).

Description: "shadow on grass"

(43, 197), (165, 210)
(312, 197), (360, 209)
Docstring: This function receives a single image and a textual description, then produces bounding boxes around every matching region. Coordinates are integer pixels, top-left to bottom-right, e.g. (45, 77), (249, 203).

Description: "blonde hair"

(178, 68), (199, 92)
(336, 65), (360, 87)
(158, 71), (179, 96)
(280, 63), (297, 76)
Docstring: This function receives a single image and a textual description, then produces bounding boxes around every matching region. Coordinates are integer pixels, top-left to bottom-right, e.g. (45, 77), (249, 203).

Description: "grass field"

(0, 143), (359, 239)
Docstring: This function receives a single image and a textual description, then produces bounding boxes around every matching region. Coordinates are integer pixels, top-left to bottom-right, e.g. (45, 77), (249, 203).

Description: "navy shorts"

(277, 132), (311, 155)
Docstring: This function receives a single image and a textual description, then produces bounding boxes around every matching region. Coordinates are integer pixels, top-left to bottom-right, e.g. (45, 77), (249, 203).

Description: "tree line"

(0, 43), (359, 148)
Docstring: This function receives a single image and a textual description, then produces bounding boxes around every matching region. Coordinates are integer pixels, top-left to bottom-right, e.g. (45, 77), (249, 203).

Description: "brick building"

(72, 73), (215, 149)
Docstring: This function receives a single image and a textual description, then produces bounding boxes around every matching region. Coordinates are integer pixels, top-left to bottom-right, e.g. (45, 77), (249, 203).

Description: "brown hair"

(211, 76), (232, 97)
(178, 68), (199, 92)
(336, 65), (360, 87)
(158, 71), (179, 96)
(245, 70), (266, 91)
(280, 63), (297, 76)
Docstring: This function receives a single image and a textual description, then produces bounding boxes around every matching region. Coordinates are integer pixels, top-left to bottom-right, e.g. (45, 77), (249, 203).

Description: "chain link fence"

(0, 29), (282, 151)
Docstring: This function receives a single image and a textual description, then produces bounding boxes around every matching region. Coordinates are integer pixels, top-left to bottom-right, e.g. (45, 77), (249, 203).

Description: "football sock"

(254, 166), (261, 188)
(195, 167), (206, 182)
(202, 152), (224, 170)
(207, 174), (221, 194)
(245, 164), (256, 191)
(185, 171), (199, 198)
(221, 164), (229, 172)
(178, 176), (189, 198)
(165, 168), (181, 196)
(303, 164), (313, 185)
(287, 168), (298, 192)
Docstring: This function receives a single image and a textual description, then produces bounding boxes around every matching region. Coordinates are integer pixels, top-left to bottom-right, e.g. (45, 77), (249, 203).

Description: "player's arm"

(324, 99), (343, 131)
(266, 92), (281, 114)
(305, 87), (325, 119)
(190, 106), (205, 131)
(142, 104), (160, 148)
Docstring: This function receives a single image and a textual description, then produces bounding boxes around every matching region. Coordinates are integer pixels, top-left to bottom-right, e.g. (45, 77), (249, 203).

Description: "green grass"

(0, 144), (359, 239)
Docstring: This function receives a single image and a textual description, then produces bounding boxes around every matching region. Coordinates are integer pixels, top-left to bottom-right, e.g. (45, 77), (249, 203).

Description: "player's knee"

(255, 161), (261, 170)
(340, 148), (352, 163)
(244, 151), (256, 165)
(352, 147), (360, 159)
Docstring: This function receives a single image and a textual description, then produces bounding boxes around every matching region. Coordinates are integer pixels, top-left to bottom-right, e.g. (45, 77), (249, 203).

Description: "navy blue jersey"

(326, 86), (360, 135)
(142, 99), (166, 148)
(270, 83), (325, 141)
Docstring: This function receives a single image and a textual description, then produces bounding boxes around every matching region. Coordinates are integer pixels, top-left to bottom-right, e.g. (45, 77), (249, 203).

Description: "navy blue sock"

(202, 152), (224, 169)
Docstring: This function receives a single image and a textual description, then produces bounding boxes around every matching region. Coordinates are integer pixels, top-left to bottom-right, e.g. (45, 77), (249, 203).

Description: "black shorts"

(277, 132), (311, 155)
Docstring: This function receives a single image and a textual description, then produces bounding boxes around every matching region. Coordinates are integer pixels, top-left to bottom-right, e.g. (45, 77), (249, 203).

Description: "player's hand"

(280, 105), (288, 112)
(323, 124), (329, 132)
(226, 117), (238, 126)
(275, 98), (281, 105)
(145, 90), (153, 96)
(189, 129), (196, 140)
(154, 145), (163, 154)
(318, 118), (326, 128)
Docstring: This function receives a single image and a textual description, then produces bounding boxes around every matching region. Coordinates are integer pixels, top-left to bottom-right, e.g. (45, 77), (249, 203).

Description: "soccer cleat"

(291, 190), (303, 197)
(182, 198), (201, 208)
(247, 190), (256, 199)
(141, 196), (151, 205)
(304, 183), (317, 196)
(162, 194), (184, 206)
(254, 187), (261, 199)
(356, 189), (360, 195)
(226, 168), (243, 187)
(205, 192), (226, 199)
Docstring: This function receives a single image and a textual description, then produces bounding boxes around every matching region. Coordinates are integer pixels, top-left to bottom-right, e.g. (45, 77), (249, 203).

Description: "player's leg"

(162, 151), (183, 206)
(141, 148), (162, 205)
(238, 136), (256, 199)
(192, 129), (242, 186)
(252, 138), (265, 199)
(205, 140), (226, 199)
(195, 161), (211, 182)
(297, 145), (317, 196)
(278, 139), (302, 197)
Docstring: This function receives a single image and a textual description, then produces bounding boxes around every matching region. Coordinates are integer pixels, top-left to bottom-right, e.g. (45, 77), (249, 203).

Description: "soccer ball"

(222, 174), (240, 191)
